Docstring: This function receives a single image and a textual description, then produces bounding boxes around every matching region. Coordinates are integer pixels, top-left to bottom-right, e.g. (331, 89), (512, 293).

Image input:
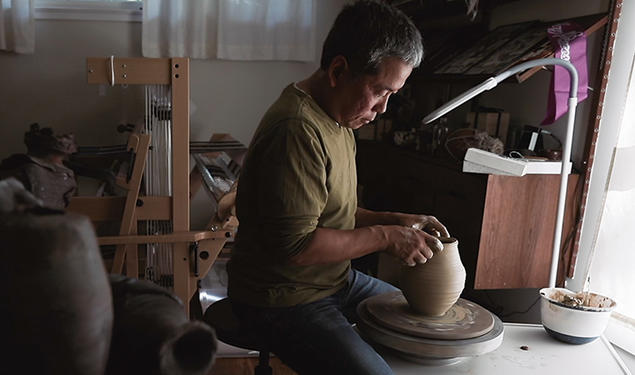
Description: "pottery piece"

(107, 274), (218, 375)
(399, 237), (466, 316)
(0, 211), (113, 375)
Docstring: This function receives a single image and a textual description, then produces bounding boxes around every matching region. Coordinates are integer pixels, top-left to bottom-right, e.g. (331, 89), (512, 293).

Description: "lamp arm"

(422, 58), (579, 124)
(492, 58), (579, 99)
(422, 57), (580, 288)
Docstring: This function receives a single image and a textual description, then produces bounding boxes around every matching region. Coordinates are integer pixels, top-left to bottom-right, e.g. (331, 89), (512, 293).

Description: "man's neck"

(297, 70), (338, 123)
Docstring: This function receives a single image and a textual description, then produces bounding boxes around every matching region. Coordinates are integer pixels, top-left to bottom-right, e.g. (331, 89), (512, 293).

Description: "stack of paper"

(462, 148), (571, 176)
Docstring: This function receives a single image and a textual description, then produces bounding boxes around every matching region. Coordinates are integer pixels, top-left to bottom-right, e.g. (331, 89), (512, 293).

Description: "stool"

(203, 298), (272, 375)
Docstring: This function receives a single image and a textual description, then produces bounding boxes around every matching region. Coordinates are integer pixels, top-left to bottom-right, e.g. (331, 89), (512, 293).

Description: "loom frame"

(68, 57), (230, 315)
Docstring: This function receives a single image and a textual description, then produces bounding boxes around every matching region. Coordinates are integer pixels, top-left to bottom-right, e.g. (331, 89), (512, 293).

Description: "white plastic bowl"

(539, 287), (616, 344)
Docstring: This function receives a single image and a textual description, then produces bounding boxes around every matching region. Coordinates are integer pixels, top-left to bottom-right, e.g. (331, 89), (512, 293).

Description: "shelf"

(423, 13), (608, 83)
(514, 14), (608, 83)
(463, 147), (572, 176)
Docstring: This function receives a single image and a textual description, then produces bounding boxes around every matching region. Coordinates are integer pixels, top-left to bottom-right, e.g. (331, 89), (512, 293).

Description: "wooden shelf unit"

(411, 11), (608, 84)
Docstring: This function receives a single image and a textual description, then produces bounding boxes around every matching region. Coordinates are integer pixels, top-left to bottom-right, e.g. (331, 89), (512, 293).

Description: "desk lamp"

(422, 57), (579, 288)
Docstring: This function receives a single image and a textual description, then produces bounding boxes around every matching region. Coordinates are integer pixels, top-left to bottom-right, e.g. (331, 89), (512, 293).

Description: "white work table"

(385, 323), (632, 375)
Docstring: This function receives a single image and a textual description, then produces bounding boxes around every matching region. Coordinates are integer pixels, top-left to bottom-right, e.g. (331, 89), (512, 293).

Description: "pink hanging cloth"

(541, 22), (588, 125)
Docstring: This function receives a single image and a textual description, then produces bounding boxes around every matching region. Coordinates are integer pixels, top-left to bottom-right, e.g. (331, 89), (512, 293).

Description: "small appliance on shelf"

(462, 147), (572, 176)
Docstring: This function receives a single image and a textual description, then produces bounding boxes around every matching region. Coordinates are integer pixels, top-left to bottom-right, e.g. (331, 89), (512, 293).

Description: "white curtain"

(0, 0), (35, 54)
(217, 0), (314, 61)
(143, 0), (218, 58)
(142, 0), (315, 61)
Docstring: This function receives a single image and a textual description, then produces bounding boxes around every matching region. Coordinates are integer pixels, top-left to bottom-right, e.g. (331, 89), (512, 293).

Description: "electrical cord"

(478, 290), (541, 320)
(500, 296), (541, 319)
(481, 290), (505, 316)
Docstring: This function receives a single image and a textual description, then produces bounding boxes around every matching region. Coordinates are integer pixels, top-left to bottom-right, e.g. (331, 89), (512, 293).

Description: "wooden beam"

(86, 57), (171, 85)
(68, 196), (172, 221)
(98, 230), (230, 246)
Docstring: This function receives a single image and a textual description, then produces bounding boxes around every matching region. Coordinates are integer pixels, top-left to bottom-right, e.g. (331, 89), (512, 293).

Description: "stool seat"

(203, 298), (272, 375)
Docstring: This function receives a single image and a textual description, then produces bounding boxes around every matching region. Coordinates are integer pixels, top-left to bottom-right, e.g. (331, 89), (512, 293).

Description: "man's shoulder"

(266, 84), (314, 117)
(261, 85), (328, 134)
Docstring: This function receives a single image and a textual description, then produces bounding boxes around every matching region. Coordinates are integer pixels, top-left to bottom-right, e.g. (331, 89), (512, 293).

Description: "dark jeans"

(232, 269), (398, 375)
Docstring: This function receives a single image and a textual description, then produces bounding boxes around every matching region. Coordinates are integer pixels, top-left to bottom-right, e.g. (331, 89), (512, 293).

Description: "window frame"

(35, 0), (142, 22)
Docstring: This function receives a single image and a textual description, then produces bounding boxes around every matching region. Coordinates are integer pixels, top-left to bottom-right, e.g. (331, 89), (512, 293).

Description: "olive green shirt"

(227, 84), (357, 307)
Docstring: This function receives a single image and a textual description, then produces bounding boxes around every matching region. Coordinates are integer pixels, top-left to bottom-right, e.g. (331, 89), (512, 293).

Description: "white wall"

(0, 0), (347, 227)
(0, 21), (145, 158)
(0, 0), (346, 155)
(189, 0), (347, 145)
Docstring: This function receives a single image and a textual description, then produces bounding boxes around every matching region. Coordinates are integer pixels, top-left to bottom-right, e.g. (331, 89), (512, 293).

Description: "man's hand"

(382, 225), (443, 267)
(355, 208), (450, 237)
(0, 178), (42, 213)
(393, 213), (450, 238)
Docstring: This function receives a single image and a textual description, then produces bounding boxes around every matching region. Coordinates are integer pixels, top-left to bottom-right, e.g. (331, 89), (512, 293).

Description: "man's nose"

(373, 95), (390, 114)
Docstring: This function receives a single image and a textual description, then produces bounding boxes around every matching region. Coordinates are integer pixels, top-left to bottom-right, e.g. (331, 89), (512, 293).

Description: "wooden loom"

(67, 57), (234, 316)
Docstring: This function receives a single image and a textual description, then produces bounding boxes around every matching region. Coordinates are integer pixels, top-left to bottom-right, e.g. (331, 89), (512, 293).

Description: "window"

(586, 55), (635, 354)
(572, 0), (635, 356)
(35, 0), (142, 22)
(143, 0), (316, 61)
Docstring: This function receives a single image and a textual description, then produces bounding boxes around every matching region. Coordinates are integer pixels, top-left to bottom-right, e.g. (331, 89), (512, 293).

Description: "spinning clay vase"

(399, 237), (466, 316)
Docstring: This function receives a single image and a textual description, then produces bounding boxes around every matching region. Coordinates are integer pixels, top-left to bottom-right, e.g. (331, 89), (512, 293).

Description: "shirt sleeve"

(255, 119), (328, 259)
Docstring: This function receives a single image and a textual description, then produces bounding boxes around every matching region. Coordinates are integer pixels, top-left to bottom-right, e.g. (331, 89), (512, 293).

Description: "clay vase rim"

(438, 236), (457, 244)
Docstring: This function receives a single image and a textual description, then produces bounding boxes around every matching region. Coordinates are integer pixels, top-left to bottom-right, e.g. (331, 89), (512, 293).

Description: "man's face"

(335, 57), (413, 129)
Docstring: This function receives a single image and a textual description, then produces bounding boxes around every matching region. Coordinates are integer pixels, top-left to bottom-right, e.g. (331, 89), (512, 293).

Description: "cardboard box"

(466, 111), (510, 145)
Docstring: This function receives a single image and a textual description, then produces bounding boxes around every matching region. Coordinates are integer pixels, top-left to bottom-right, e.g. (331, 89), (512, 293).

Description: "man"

(227, 1), (449, 374)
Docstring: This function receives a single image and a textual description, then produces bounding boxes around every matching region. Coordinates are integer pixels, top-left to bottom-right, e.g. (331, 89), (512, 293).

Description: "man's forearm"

(355, 207), (399, 227)
(289, 226), (389, 266)
(289, 211), (445, 267)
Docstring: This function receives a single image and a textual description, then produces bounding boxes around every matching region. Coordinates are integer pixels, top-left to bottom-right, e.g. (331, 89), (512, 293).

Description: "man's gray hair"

(320, 0), (424, 75)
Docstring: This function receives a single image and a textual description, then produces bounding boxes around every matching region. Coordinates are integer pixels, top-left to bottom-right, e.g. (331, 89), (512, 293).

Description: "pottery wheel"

(356, 291), (504, 364)
(364, 291), (494, 340)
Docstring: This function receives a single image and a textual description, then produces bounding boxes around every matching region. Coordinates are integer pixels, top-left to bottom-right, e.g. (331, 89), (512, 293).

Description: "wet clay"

(399, 237), (466, 316)
(551, 290), (615, 309)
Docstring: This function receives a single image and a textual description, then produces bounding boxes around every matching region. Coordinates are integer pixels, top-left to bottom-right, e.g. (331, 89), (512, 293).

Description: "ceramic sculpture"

(107, 274), (218, 375)
(0, 211), (113, 375)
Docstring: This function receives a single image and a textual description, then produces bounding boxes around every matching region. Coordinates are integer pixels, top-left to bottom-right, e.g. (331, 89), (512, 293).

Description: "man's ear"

(327, 55), (349, 88)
